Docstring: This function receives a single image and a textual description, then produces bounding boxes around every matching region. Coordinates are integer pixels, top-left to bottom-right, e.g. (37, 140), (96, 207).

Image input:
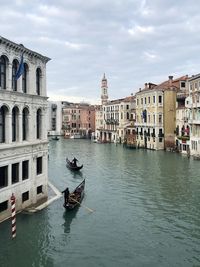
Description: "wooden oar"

(70, 197), (94, 213)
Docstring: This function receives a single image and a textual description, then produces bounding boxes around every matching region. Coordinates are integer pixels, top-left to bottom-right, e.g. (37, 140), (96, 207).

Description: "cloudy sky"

(1, 0), (200, 104)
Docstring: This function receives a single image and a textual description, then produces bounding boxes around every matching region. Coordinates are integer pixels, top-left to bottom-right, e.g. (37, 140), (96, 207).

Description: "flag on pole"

(15, 53), (24, 80)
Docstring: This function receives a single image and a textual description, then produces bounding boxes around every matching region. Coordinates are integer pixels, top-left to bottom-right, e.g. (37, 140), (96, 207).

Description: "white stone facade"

(0, 36), (50, 222)
(186, 74), (200, 158)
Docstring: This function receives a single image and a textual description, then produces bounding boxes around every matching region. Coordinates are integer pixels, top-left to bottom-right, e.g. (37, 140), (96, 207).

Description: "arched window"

(22, 63), (28, 93)
(0, 106), (6, 143)
(36, 109), (42, 139)
(0, 56), (7, 89)
(12, 60), (18, 91)
(22, 107), (29, 140)
(36, 68), (42, 95)
(12, 107), (19, 142)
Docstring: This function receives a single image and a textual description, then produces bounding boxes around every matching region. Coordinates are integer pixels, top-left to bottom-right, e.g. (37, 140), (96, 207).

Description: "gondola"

(52, 136), (59, 140)
(66, 158), (83, 171)
(63, 179), (85, 210)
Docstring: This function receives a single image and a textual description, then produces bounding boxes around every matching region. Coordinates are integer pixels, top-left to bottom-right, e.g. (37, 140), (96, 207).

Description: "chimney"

(168, 75), (173, 86)
(145, 83), (148, 89)
(139, 88), (141, 92)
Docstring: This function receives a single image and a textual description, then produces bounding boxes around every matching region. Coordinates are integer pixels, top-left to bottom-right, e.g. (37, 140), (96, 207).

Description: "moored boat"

(66, 158), (83, 171)
(52, 136), (59, 140)
(63, 179), (85, 210)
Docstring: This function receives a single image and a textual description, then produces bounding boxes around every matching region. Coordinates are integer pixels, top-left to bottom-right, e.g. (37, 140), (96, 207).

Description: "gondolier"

(66, 158), (83, 171)
(72, 157), (78, 167)
(62, 187), (69, 203)
(63, 179), (85, 210)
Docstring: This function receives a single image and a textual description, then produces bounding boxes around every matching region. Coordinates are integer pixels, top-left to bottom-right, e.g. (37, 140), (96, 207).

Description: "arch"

(0, 55), (8, 89)
(22, 107), (29, 140)
(22, 63), (29, 93)
(0, 105), (9, 143)
(36, 108), (42, 139)
(12, 106), (19, 142)
(12, 59), (19, 91)
(36, 68), (42, 95)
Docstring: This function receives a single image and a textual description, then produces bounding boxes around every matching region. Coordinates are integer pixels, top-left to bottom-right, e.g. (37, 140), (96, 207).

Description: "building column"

(8, 164), (11, 186)
(18, 113), (22, 143)
(7, 63), (12, 90)
(19, 161), (22, 182)
(6, 113), (12, 144)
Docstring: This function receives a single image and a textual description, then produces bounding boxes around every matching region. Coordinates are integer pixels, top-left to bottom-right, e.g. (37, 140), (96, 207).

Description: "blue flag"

(15, 53), (24, 80)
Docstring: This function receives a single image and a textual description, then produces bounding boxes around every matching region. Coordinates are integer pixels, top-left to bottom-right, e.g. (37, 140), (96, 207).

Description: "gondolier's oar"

(70, 197), (94, 213)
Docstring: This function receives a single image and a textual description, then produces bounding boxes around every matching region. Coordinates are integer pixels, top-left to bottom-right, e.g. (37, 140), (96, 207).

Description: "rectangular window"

(22, 160), (29, 180)
(37, 185), (43, 194)
(158, 95), (162, 104)
(12, 163), (19, 184)
(181, 82), (185, 88)
(153, 96), (155, 103)
(148, 97), (150, 104)
(22, 191), (29, 202)
(0, 201), (8, 212)
(159, 114), (162, 123)
(0, 166), (8, 188)
(37, 157), (42, 175)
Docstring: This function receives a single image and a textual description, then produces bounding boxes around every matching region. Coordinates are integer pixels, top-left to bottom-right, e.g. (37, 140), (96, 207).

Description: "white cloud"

(128, 25), (154, 38)
(1, 0), (200, 102)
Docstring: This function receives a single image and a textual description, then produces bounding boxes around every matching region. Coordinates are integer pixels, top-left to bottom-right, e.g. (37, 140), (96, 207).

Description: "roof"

(0, 36), (51, 63)
(136, 75), (188, 95)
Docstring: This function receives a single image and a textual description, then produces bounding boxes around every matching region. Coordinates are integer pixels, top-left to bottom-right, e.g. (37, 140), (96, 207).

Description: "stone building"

(0, 36), (50, 222)
(96, 74), (135, 143)
(135, 76), (188, 150)
(186, 74), (200, 158)
(62, 101), (95, 138)
(47, 101), (62, 136)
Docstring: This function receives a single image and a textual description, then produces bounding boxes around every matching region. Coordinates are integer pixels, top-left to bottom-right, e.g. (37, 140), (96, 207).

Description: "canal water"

(0, 138), (200, 267)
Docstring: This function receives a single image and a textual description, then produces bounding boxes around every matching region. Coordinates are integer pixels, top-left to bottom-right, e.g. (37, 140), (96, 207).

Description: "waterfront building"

(96, 74), (135, 143)
(124, 97), (137, 148)
(135, 76), (188, 150)
(47, 101), (62, 136)
(94, 105), (103, 141)
(175, 79), (190, 154)
(0, 36), (50, 222)
(185, 74), (200, 158)
(62, 101), (95, 138)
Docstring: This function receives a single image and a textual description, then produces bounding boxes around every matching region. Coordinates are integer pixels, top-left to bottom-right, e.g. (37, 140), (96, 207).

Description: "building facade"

(175, 81), (190, 154)
(135, 76), (188, 150)
(0, 36), (50, 222)
(186, 74), (200, 158)
(62, 102), (95, 138)
(47, 101), (62, 136)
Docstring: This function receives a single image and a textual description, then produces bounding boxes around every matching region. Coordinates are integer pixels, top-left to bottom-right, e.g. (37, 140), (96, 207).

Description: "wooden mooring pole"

(10, 193), (16, 239)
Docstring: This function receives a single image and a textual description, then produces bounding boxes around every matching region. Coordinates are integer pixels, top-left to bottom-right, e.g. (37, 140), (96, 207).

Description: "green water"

(0, 138), (200, 267)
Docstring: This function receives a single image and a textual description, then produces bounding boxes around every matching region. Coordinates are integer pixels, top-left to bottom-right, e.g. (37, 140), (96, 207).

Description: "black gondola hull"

(63, 179), (85, 211)
(66, 158), (83, 171)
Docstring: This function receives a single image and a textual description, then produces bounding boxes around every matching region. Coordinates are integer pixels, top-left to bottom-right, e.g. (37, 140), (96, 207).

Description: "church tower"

(101, 73), (108, 105)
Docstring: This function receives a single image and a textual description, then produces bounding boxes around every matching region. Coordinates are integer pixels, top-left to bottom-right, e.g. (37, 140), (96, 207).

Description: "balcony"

(105, 119), (119, 125)
(177, 135), (190, 141)
(188, 119), (200, 124)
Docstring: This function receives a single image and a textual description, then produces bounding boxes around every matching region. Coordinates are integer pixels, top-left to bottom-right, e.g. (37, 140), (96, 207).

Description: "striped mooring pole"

(10, 193), (16, 239)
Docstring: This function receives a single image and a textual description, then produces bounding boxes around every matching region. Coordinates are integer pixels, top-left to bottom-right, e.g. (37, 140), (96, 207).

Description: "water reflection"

(69, 170), (83, 179)
(62, 209), (80, 234)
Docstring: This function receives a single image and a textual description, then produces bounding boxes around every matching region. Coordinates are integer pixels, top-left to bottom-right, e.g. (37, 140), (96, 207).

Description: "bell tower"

(101, 73), (108, 105)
